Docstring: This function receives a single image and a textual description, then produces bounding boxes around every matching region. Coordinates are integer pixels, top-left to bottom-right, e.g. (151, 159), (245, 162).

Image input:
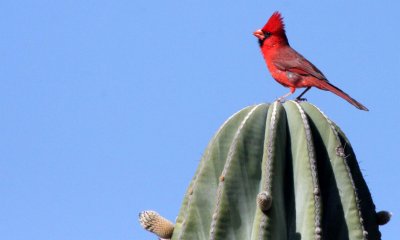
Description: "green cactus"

(140, 101), (388, 239)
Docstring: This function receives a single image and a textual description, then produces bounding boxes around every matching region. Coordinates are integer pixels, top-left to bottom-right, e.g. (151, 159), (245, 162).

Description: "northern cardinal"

(253, 12), (368, 111)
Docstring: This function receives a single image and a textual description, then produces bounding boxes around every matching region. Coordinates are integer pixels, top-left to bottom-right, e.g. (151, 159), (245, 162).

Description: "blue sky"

(0, 1), (398, 239)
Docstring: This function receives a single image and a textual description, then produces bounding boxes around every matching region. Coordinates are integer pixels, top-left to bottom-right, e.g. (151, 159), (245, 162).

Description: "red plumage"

(262, 12), (285, 35)
(254, 12), (368, 111)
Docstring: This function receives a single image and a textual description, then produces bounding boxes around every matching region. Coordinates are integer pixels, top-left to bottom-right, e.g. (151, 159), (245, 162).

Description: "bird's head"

(253, 11), (288, 48)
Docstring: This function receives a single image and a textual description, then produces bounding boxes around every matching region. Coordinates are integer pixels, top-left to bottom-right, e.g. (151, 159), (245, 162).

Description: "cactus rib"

(209, 104), (263, 240)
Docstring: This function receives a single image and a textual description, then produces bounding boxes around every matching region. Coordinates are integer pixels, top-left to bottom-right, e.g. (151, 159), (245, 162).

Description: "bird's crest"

(262, 11), (285, 34)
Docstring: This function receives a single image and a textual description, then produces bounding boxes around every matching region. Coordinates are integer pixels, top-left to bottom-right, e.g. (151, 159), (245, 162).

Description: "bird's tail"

(316, 80), (369, 111)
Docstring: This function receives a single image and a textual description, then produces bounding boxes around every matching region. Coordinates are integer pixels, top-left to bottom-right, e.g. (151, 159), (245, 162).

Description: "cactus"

(139, 211), (175, 239)
(140, 101), (388, 239)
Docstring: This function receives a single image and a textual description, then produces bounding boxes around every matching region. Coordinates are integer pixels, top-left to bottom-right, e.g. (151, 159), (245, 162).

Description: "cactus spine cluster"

(140, 101), (388, 239)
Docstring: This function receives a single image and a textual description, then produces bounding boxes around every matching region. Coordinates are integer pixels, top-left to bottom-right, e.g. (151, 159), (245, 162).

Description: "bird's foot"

(295, 97), (307, 102)
(276, 97), (287, 103)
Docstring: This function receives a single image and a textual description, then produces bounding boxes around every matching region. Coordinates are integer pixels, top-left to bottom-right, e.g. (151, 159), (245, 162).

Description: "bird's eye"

(264, 32), (272, 39)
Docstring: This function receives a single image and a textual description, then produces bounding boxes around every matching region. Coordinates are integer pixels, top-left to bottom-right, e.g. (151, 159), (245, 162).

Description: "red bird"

(254, 12), (368, 111)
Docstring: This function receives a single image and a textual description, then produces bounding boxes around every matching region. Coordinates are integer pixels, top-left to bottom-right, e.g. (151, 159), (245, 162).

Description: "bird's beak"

(253, 29), (265, 40)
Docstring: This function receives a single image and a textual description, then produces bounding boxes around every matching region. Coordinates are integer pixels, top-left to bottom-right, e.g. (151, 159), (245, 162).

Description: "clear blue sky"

(0, 1), (398, 239)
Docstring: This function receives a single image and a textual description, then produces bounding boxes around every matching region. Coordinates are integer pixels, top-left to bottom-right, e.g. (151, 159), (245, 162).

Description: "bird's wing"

(272, 47), (327, 81)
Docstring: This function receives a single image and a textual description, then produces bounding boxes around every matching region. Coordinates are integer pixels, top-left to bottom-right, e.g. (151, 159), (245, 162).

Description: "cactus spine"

(140, 101), (387, 239)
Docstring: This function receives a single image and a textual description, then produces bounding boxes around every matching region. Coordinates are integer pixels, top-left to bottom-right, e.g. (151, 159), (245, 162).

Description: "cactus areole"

(142, 101), (384, 239)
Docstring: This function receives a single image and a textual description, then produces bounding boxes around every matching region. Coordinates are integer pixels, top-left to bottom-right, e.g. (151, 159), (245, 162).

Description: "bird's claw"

(295, 97), (307, 102)
(276, 97), (287, 103)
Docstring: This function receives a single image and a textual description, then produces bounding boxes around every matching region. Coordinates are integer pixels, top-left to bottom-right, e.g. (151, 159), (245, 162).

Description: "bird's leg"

(277, 87), (295, 103)
(295, 87), (311, 102)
